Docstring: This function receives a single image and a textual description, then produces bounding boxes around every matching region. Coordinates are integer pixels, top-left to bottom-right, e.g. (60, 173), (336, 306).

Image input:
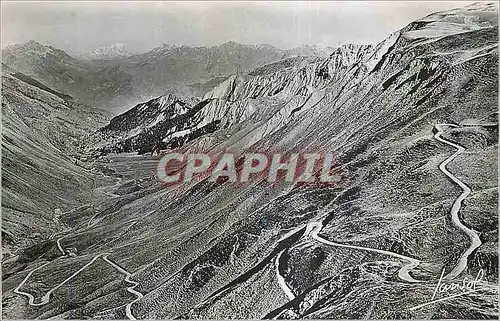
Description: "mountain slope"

(2, 2), (498, 320)
(1, 67), (112, 257)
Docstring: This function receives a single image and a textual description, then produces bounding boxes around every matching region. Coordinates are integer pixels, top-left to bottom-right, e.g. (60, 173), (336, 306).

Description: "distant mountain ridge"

(2, 41), (338, 114)
(79, 43), (134, 60)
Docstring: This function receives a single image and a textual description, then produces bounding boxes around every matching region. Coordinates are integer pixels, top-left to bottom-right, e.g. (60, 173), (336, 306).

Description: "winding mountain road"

(275, 250), (295, 300)
(102, 255), (144, 320)
(14, 238), (143, 319)
(13, 122), (488, 316)
(274, 122), (489, 301)
(306, 222), (422, 283)
(274, 219), (422, 302)
(13, 261), (52, 305)
(433, 123), (482, 279)
(14, 255), (104, 306)
(56, 236), (66, 255)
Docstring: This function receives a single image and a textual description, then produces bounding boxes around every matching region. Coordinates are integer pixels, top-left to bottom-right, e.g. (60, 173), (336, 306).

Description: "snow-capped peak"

(79, 43), (133, 60)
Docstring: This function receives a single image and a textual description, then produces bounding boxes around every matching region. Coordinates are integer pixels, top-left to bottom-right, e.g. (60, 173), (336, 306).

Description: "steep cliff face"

(91, 45), (374, 154)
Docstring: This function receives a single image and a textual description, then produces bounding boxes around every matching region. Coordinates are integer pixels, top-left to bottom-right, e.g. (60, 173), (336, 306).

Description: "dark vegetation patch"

(10, 71), (73, 101)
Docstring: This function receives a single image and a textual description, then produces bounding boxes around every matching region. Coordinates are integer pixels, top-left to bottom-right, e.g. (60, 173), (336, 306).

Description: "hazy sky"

(2, 1), (477, 55)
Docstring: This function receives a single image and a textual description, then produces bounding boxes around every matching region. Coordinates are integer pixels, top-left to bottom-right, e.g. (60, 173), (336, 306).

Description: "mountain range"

(2, 41), (336, 114)
(1, 2), (498, 320)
